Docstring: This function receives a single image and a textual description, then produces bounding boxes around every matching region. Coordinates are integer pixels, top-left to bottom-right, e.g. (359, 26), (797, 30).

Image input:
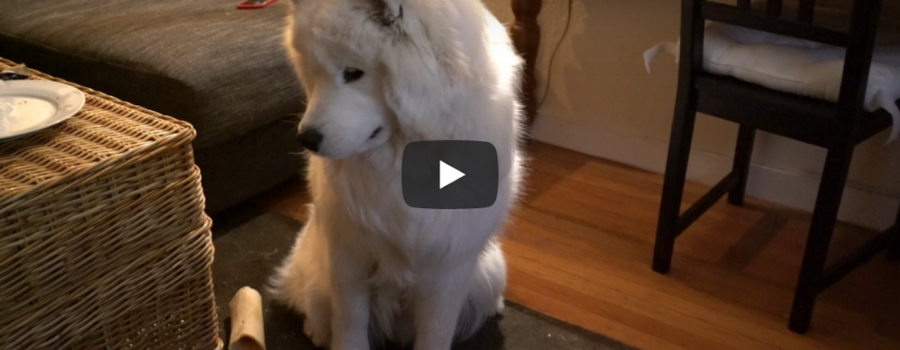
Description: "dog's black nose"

(297, 128), (324, 152)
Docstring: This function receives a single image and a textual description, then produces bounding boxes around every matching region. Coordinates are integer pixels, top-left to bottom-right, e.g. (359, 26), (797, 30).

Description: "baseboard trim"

(531, 116), (900, 230)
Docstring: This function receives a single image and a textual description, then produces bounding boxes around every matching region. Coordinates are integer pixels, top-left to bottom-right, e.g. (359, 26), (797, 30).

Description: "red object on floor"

(237, 0), (278, 10)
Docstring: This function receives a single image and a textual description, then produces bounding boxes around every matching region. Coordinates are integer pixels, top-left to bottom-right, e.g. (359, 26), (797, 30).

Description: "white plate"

(0, 80), (85, 141)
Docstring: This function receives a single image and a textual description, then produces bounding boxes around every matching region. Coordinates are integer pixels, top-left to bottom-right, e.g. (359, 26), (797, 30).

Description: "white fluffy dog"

(270, 0), (524, 349)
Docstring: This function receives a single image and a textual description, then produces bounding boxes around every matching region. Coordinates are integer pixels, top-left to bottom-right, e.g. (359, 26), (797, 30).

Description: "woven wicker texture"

(0, 58), (220, 350)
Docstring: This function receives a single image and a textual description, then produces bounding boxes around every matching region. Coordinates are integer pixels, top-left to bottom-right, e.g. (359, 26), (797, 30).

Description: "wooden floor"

(253, 141), (900, 350)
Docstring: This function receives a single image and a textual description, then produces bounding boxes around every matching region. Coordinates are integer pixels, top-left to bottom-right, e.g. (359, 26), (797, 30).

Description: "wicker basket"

(0, 58), (221, 350)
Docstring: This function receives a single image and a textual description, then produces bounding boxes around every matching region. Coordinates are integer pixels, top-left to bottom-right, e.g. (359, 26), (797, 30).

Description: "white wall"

(486, 0), (900, 230)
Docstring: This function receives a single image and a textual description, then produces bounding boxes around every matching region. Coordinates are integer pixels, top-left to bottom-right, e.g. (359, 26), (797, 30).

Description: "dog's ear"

(368, 0), (403, 27)
(379, 0), (477, 139)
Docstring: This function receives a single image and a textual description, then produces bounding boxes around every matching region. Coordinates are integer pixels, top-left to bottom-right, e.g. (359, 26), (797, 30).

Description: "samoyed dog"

(270, 0), (524, 349)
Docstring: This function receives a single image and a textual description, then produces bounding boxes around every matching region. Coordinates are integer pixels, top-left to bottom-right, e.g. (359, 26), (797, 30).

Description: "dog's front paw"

(304, 317), (331, 348)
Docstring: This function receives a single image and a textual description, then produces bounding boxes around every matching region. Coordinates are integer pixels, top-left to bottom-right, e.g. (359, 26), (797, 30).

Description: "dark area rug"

(212, 210), (637, 350)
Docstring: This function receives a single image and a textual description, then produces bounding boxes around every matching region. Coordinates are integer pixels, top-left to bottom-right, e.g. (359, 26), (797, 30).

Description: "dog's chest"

(366, 241), (416, 289)
(316, 150), (506, 281)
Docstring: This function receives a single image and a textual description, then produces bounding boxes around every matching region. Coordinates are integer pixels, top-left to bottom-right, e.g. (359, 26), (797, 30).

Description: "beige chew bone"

(229, 287), (266, 350)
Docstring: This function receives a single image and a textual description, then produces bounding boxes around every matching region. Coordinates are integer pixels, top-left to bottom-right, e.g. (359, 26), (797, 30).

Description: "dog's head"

(286, 0), (479, 158)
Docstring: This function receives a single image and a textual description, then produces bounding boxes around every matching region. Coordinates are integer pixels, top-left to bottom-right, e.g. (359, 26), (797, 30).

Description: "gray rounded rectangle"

(402, 141), (499, 209)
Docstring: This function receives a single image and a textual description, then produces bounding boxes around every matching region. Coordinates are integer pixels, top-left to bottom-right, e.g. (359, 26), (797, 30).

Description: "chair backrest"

(701, 0), (877, 47)
(679, 0), (884, 134)
(738, 0), (817, 22)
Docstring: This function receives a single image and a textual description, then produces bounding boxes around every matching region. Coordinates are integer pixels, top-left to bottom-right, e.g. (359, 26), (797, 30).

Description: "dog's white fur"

(270, 0), (524, 349)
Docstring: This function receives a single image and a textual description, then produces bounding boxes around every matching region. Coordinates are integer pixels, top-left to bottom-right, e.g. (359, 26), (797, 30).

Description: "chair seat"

(644, 19), (900, 143)
(696, 73), (895, 147)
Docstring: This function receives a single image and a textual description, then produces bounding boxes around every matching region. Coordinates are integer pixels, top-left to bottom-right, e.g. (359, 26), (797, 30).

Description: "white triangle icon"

(439, 160), (466, 189)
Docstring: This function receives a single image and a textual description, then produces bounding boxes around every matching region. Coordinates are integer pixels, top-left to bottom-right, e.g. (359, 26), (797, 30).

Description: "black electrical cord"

(536, 0), (574, 110)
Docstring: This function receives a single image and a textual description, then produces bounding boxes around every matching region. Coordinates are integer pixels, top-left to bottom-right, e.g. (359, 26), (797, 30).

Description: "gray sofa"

(0, 0), (305, 214)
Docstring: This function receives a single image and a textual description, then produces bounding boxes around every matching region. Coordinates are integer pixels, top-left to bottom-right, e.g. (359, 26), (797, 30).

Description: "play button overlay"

(402, 141), (499, 209)
(439, 161), (466, 189)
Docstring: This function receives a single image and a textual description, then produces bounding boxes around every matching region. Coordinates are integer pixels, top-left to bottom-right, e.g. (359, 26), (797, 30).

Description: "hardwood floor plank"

(506, 255), (792, 350)
(507, 267), (738, 350)
(507, 204), (899, 349)
(506, 272), (697, 350)
(503, 236), (891, 350)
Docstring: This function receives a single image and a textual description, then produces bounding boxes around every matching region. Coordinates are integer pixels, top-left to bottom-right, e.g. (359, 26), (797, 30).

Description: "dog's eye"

(343, 68), (365, 83)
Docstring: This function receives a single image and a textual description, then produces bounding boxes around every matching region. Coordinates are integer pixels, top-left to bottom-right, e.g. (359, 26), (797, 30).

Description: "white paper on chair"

(643, 21), (900, 143)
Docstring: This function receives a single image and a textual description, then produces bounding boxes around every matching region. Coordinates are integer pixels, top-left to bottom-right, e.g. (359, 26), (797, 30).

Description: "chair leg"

(654, 0), (704, 274)
(788, 146), (855, 334)
(653, 99), (698, 274)
(728, 125), (756, 206)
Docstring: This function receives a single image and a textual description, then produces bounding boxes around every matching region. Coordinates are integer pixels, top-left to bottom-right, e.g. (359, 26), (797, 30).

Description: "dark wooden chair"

(653, 0), (900, 334)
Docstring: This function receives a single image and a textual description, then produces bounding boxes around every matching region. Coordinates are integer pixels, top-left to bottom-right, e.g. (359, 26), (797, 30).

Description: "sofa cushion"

(0, 0), (305, 149)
